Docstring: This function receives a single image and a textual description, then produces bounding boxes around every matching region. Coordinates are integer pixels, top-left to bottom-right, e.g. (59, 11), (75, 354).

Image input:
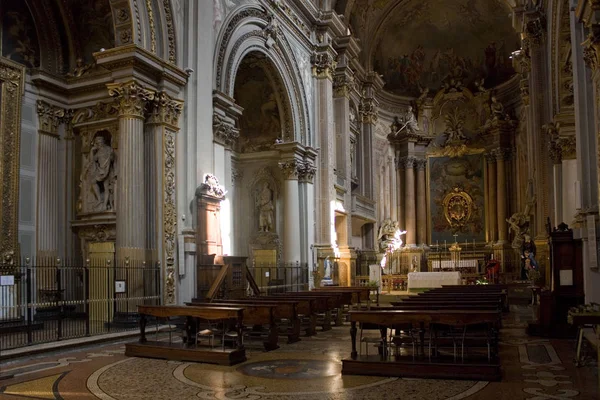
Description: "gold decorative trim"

(107, 80), (155, 118)
(162, 0), (176, 64)
(163, 128), (177, 304)
(145, 0), (157, 53)
(0, 57), (25, 263)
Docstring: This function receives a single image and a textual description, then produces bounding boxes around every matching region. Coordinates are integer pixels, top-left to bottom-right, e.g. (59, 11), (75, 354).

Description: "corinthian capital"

(36, 100), (66, 135)
(213, 112), (240, 148)
(147, 91), (183, 127)
(359, 97), (379, 124)
(298, 161), (317, 183)
(278, 159), (301, 180)
(311, 51), (337, 80)
(333, 71), (355, 98)
(107, 80), (155, 118)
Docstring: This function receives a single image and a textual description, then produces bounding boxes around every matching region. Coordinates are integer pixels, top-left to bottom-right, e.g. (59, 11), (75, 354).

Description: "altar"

(407, 271), (462, 291)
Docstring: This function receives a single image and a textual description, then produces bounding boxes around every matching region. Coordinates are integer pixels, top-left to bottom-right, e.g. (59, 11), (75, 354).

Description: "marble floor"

(0, 306), (598, 400)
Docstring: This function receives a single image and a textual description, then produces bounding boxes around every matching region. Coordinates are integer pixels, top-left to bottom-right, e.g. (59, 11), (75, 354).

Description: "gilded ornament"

(310, 52), (337, 80)
(148, 91), (183, 127)
(107, 80), (155, 118)
(163, 129), (177, 304)
(145, 0), (157, 53)
(442, 187), (473, 230)
(278, 160), (301, 180)
(0, 57), (25, 261)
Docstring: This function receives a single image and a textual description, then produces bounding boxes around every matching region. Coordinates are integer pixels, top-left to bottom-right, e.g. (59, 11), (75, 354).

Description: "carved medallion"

(442, 187), (473, 229)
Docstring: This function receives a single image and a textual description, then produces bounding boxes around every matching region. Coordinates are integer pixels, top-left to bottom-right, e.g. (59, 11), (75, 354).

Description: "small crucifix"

(453, 233), (459, 244)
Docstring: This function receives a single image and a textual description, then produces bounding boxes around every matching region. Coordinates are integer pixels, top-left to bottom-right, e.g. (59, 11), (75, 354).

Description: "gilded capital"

(333, 72), (355, 98)
(147, 91), (183, 127)
(359, 98), (379, 124)
(278, 159), (301, 180)
(311, 52), (337, 80)
(397, 156), (416, 169)
(107, 80), (155, 118)
(415, 158), (427, 171)
(36, 101), (66, 135)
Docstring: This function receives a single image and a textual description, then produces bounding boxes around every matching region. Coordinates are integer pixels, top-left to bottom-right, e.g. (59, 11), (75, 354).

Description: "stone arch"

(214, 5), (310, 145)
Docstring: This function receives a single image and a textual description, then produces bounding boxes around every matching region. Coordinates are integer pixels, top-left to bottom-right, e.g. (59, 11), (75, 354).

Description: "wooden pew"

(291, 291), (351, 325)
(261, 294), (334, 331)
(342, 309), (502, 381)
(210, 299), (301, 344)
(250, 296), (317, 336)
(125, 305), (246, 366)
(313, 287), (372, 308)
(271, 292), (344, 327)
(185, 302), (279, 351)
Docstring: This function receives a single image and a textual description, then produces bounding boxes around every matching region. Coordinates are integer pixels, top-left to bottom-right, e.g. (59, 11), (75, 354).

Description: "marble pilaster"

(396, 160), (405, 231)
(36, 101), (65, 258)
(146, 91), (183, 304)
(107, 80), (155, 260)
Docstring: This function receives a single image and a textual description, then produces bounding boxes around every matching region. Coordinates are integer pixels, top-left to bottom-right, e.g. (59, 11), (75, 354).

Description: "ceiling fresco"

(371, 0), (519, 97)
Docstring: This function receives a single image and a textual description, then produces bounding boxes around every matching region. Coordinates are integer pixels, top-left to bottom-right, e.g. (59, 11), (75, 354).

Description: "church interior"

(1, 0), (600, 398)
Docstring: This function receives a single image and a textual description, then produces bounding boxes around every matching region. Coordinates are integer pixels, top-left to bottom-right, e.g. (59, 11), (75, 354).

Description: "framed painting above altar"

(428, 153), (486, 243)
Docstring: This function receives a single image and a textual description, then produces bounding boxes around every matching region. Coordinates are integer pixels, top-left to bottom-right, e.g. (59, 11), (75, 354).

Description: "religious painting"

(1, 1), (40, 68)
(372, 0), (518, 97)
(428, 154), (485, 243)
(234, 62), (282, 152)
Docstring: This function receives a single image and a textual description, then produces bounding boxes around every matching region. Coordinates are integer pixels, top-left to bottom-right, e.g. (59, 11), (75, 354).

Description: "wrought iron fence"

(249, 262), (309, 294)
(0, 258), (161, 351)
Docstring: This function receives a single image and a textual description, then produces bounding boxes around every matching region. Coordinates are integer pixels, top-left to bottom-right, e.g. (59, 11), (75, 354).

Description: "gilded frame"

(0, 57), (25, 263)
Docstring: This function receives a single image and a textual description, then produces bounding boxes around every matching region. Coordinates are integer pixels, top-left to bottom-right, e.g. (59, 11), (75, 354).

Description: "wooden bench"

(342, 309), (502, 381)
(209, 299), (301, 344)
(185, 302), (279, 351)
(266, 293), (338, 330)
(125, 305), (246, 366)
(253, 296), (318, 336)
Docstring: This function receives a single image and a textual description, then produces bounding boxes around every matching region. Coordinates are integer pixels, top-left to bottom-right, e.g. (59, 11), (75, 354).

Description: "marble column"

(107, 80), (155, 260)
(416, 158), (427, 245)
(403, 157), (416, 246)
(487, 153), (497, 243)
(396, 160), (405, 230)
(299, 159), (317, 287)
(146, 92), (183, 304)
(496, 149), (508, 244)
(312, 49), (336, 248)
(279, 160), (302, 263)
(36, 101), (65, 259)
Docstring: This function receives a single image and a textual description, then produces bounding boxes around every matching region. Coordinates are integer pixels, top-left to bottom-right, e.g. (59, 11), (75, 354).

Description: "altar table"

(407, 271), (462, 291)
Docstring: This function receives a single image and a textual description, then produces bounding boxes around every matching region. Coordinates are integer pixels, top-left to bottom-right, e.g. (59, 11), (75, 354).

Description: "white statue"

(256, 182), (274, 232)
(81, 135), (116, 212)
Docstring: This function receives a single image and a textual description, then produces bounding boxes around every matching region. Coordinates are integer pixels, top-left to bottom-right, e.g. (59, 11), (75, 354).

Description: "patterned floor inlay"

(0, 306), (597, 400)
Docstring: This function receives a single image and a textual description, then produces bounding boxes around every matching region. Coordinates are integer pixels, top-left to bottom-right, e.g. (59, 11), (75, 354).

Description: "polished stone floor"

(0, 306), (597, 400)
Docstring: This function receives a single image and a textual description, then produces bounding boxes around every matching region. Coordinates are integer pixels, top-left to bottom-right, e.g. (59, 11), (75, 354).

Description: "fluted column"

(107, 80), (155, 260)
(495, 149), (508, 243)
(146, 92), (183, 304)
(487, 153), (497, 243)
(279, 160), (302, 262)
(36, 101), (65, 258)
(416, 158), (427, 245)
(402, 157), (416, 246)
(299, 159), (317, 287)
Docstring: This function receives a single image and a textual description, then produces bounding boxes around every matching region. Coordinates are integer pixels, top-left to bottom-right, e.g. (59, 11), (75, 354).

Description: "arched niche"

(214, 5), (310, 146)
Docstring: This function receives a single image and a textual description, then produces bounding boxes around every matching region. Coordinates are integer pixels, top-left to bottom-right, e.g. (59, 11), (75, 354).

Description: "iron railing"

(249, 262), (309, 294)
(0, 258), (161, 351)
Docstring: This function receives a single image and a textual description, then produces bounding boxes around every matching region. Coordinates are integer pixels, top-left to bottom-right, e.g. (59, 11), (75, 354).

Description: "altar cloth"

(407, 271), (462, 291)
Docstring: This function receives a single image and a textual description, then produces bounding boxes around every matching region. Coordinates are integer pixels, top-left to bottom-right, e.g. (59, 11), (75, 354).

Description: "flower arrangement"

(476, 277), (490, 285)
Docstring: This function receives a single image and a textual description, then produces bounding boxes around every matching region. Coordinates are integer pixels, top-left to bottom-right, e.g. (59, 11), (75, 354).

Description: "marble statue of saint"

(256, 182), (274, 232)
(490, 96), (505, 120)
(404, 106), (419, 134)
(83, 135), (116, 212)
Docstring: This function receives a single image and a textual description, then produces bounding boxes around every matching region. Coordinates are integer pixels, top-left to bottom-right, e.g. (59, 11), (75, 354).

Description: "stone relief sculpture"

(489, 96), (505, 120)
(390, 106), (419, 136)
(80, 134), (116, 212)
(377, 218), (400, 252)
(256, 182), (275, 232)
(198, 173), (226, 199)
